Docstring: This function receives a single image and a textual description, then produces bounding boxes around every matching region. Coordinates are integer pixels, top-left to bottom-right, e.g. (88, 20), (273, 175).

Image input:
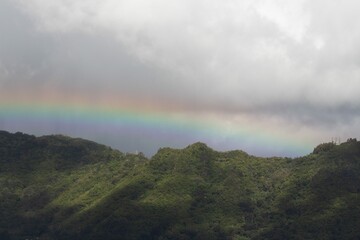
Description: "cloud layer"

(1, 0), (360, 155)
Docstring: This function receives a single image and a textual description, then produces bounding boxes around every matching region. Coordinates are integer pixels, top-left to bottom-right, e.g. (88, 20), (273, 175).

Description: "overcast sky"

(1, 0), (360, 156)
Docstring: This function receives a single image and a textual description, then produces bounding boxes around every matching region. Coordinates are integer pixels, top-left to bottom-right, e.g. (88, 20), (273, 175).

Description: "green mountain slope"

(0, 131), (359, 239)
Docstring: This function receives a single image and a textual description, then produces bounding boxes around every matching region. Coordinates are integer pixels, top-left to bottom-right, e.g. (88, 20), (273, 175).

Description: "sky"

(1, 0), (360, 157)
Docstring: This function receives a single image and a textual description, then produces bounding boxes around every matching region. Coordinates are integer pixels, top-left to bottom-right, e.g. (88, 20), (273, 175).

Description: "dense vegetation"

(0, 130), (359, 239)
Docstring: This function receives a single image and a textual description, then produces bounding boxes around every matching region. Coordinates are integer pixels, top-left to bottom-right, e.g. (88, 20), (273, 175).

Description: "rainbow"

(0, 89), (314, 157)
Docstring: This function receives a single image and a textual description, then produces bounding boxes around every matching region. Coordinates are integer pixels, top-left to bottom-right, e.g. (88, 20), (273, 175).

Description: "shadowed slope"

(0, 131), (359, 239)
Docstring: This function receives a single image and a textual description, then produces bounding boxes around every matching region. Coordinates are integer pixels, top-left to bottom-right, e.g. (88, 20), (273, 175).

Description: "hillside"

(0, 131), (359, 239)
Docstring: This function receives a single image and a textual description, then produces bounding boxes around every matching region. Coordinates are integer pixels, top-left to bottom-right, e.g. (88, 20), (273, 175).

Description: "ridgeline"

(0, 131), (359, 239)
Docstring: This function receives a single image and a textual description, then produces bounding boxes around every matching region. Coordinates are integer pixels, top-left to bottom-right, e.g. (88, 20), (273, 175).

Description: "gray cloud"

(1, 0), (360, 154)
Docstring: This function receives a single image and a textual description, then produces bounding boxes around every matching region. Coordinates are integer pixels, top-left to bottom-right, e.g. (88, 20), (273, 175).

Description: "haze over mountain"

(1, 130), (359, 239)
(1, 0), (360, 157)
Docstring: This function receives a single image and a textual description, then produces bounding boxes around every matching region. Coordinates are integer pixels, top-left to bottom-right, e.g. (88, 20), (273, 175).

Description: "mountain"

(0, 130), (359, 240)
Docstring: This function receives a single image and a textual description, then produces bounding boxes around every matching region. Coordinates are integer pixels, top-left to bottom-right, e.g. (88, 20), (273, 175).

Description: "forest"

(0, 130), (359, 239)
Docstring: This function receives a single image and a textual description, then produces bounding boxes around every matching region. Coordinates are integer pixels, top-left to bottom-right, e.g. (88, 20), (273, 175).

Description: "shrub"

(313, 142), (336, 154)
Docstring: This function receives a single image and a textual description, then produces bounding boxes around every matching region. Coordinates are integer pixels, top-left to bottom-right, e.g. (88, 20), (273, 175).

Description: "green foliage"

(313, 142), (336, 154)
(0, 130), (360, 239)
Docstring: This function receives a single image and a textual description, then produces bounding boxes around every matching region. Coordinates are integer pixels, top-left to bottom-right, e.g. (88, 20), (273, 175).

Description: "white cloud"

(11, 0), (360, 105)
(3, 0), (360, 151)
(256, 0), (310, 42)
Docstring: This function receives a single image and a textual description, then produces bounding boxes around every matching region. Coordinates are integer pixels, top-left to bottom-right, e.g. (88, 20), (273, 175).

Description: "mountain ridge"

(0, 130), (359, 239)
